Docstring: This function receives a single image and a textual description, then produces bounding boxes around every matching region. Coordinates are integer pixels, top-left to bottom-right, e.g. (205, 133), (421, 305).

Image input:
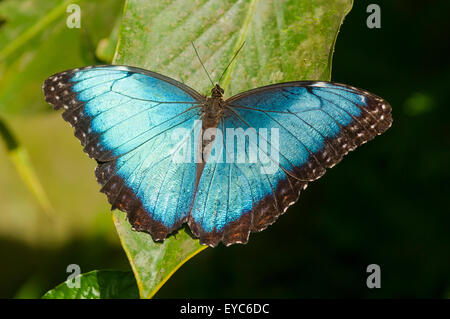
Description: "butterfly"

(43, 64), (392, 247)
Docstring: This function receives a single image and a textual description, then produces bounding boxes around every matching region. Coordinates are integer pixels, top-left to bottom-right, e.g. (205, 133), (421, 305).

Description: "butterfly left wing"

(43, 65), (204, 240)
(190, 81), (392, 247)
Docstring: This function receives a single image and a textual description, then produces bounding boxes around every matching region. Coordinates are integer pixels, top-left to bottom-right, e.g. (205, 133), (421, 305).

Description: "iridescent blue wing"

(190, 81), (392, 246)
(43, 65), (204, 240)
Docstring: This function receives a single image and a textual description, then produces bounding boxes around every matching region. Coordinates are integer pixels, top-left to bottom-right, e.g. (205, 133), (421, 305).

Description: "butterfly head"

(211, 84), (224, 98)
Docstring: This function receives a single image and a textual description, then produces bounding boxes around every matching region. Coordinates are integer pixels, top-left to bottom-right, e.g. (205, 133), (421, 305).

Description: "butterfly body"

(43, 65), (392, 247)
(201, 85), (225, 130)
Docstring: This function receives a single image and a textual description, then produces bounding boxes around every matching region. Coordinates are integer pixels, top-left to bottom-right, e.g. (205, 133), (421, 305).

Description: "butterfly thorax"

(202, 84), (225, 130)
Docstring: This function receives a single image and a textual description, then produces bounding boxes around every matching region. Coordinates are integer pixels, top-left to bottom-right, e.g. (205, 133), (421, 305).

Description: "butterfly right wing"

(189, 81), (392, 247)
(43, 65), (204, 240)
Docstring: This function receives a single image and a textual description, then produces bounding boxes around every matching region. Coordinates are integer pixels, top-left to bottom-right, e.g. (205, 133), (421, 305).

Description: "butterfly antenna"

(191, 42), (215, 86)
(218, 41), (245, 84)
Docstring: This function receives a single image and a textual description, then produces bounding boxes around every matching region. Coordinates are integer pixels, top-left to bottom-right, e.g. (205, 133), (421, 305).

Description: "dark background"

(1, 0), (449, 298)
(158, 0), (450, 298)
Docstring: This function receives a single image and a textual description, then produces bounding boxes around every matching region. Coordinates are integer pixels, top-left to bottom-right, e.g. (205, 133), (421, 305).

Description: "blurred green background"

(1, 0), (449, 298)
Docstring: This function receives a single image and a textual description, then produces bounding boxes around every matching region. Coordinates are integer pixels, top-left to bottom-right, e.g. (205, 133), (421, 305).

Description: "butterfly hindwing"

(43, 65), (204, 240)
(189, 118), (308, 246)
(189, 82), (392, 246)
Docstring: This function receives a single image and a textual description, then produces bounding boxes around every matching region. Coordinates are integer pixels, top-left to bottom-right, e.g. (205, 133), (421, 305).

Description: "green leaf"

(0, 0), (123, 115)
(95, 17), (122, 64)
(114, 0), (352, 95)
(42, 270), (139, 299)
(112, 0), (352, 298)
(113, 211), (207, 299)
(95, 8), (123, 64)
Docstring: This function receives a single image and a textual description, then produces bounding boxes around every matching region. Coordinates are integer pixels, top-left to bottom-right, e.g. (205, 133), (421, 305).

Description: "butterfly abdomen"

(200, 96), (226, 161)
(201, 96), (225, 128)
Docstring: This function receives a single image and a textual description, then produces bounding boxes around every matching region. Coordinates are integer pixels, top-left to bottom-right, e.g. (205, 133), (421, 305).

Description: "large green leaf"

(0, 0), (122, 115)
(42, 270), (139, 299)
(113, 212), (207, 299)
(114, 0), (352, 96)
(113, 0), (352, 298)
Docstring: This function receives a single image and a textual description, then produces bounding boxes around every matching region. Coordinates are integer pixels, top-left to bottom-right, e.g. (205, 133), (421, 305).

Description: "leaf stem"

(0, 117), (54, 216)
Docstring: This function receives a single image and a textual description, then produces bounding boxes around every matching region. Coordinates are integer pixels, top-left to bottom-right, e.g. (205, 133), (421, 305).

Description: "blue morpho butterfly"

(43, 52), (392, 247)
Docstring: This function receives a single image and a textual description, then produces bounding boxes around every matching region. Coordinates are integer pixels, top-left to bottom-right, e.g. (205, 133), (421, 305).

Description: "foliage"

(0, 0), (356, 298)
(42, 270), (138, 299)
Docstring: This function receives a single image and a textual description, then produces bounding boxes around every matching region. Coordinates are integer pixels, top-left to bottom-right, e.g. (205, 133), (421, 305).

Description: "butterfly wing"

(43, 65), (204, 240)
(190, 81), (392, 246)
